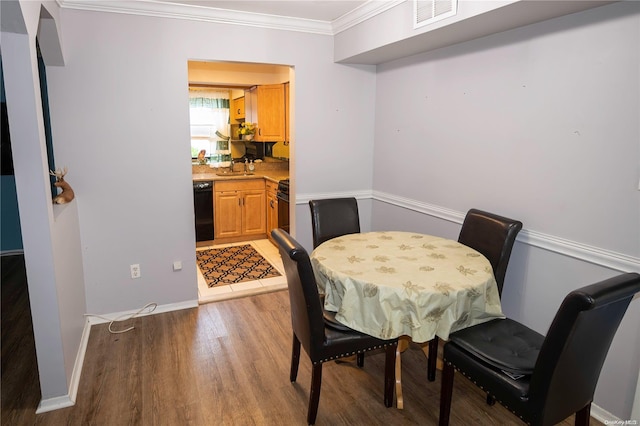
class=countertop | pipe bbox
[192,170,289,183]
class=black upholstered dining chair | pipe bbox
[426,208,523,381]
[309,198,360,248]
[271,228,398,425]
[458,208,524,297]
[309,197,367,365]
[439,272,640,426]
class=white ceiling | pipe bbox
[156,0,369,22]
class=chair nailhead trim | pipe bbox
[313,343,394,365]
[444,358,528,422]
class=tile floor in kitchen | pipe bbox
[197,239,288,304]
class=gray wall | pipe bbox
[4,0,639,419]
[47,8,377,315]
[1,0,87,410]
[370,2,640,419]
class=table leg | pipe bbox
[395,337,445,409]
[419,339,444,373]
[395,336,410,409]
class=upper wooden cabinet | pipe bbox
[245,84,285,142]
[231,96,245,122]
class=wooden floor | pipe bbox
[1,254,42,425]
[2,254,602,425]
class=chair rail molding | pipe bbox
[296,189,373,204]
[297,190,640,274]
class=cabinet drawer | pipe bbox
[215,179,265,192]
[266,180,278,194]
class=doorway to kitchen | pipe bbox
[188,60,293,304]
[196,239,287,304]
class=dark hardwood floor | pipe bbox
[1,254,42,425]
[2,254,602,425]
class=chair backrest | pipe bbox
[309,198,361,248]
[458,208,523,297]
[271,228,327,360]
[529,272,640,425]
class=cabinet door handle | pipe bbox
[270,200,275,208]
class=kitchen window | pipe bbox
[189,88,231,165]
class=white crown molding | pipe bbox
[57,0,333,34]
[56,0,397,35]
[332,0,405,35]
[297,190,640,274]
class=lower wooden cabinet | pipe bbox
[266,180,279,244]
[214,179,266,240]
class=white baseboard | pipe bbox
[0,249,25,256]
[69,319,92,402]
[36,394,75,414]
[35,312,92,414]
[37,300,198,413]
[591,402,621,424]
[85,299,199,325]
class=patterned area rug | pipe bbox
[196,244,281,287]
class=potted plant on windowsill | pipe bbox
[238,122,256,141]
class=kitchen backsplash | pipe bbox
[192,158,288,175]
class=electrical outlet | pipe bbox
[173,261,182,271]
[130,264,141,279]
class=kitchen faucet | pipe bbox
[229,158,234,172]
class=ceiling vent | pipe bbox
[414,0,457,29]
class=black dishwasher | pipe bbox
[193,181,214,242]
[277,178,290,233]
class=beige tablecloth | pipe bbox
[310,231,505,343]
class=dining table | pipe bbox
[310,231,505,408]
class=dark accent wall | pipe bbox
[0,55,24,252]
[36,41,57,196]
